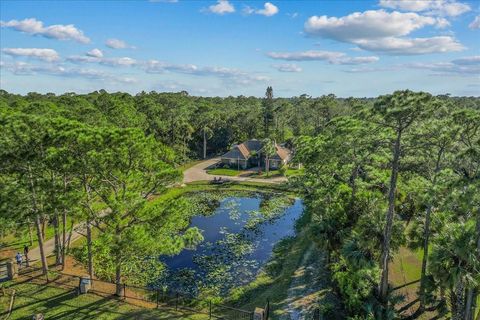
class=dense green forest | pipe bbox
[1,89,479,319]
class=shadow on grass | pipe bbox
[9,278,205,320]
[0,240,31,249]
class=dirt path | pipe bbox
[280,244,341,320]
[183,158,287,184]
[280,244,318,320]
[0,223,85,279]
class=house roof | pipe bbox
[243,139,262,152]
[271,145,290,160]
[222,146,249,159]
[221,139,291,161]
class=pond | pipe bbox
[160,193,303,294]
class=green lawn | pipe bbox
[0,280,207,320]
[251,170,282,178]
[206,168,242,176]
[248,168,304,179]
[286,168,304,177]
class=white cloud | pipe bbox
[66,55,100,63]
[451,56,480,65]
[2,48,60,62]
[105,38,134,49]
[206,0,235,15]
[354,36,464,55]
[267,50,379,65]
[1,61,138,84]
[244,2,279,17]
[435,17,450,28]
[67,54,137,67]
[267,50,345,61]
[0,18,90,43]
[100,57,137,66]
[406,61,480,76]
[334,56,380,64]
[304,10,442,41]
[143,60,268,85]
[345,56,480,76]
[86,48,103,58]
[272,64,302,72]
[304,10,463,55]
[379,0,470,17]
[469,15,480,29]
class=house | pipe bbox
[220,139,291,170]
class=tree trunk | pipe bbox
[203,129,207,159]
[466,207,480,320]
[66,219,74,253]
[53,211,61,265]
[28,221,33,246]
[453,281,465,320]
[61,208,67,270]
[83,177,94,279]
[379,129,402,302]
[27,167,49,282]
[86,219,94,280]
[115,257,123,297]
[35,214,49,282]
[465,288,475,320]
[419,205,433,310]
[41,215,46,240]
[114,227,123,296]
[265,156,269,176]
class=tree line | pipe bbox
[1,89,479,318]
[0,89,367,162]
[295,90,480,319]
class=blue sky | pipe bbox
[1,0,479,97]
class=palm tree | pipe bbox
[429,221,478,320]
[262,138,276,176]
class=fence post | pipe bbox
[209,300,212,319]
[123,283,126,300]
[6,260,17,280]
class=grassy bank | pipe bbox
[206,168,241,176]
[0,280,207,320]
[154,180,294,203]
[228,233,312,317]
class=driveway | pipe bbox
[183,157,287,184]
[0,223,85,280]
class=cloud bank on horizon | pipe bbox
[0,0,478,97]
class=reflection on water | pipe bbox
[160,193,303,294]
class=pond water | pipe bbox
[160,194,303,294]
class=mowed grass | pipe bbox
[390,247,437,319]
[151,181,293,204]
[206,168,242,176]
[1,280,207,320]
[390,247,423,286]
[228,234,310,317]
[249,168,303,179]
